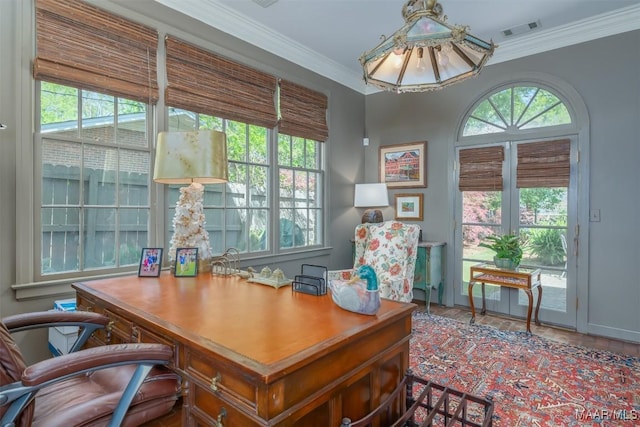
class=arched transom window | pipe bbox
[462,86,572,137]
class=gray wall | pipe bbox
[365,30,640,342]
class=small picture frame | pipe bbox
[138,248,163,277]
[394,193,424,221]
[174,248,198,277]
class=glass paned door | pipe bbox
[455,141,577,329]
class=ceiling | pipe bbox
[154,0,640,93]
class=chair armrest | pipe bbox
[22,343,173,387]
[327,269,355,281]
[2,311,109,332]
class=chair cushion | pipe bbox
[0,322,34,426]
[32,364,180,427]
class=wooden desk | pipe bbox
[468,263,542,333]
[73,272,416,426]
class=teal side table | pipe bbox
[413,242,446,312]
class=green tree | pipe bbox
[520,188,565,224]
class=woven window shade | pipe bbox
[34,0,158,103]
[458,146,504,191]
[517,139,570,188]
[279,79,328,142]
[165,36,278,128]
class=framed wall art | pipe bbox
[379,141,427,188]
[174,247,198,277]
[138,248,163,277]
[394,193,424,221]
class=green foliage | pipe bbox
[528,228,565,266]
[478,233,524,266]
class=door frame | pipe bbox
[448,75,590,333]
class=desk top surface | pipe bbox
[73,272,415,373]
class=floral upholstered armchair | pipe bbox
[328,221,421,303]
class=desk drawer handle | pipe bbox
[215,407,227,427]
[211,372,222,392]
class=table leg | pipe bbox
[534,285,542,326]
[480,283,486,315]
[468,281,476,324]
[524,289,534,334]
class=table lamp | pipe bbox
[354,183,389,223]
[153,130,228,266]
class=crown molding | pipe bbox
[155,0,640,95]
[489,3,640,65]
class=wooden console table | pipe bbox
[73,272,415,426]
[468,263,542,333]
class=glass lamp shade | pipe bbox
[153,130,228,184]
[359,0,495,93]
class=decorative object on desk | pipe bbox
[354,183,389,223]
[359,0,495,94]
[138,248,163,277]
[174,247,198,277]
[379,141,427,188]
[292,264,328,296]
[394,193,424,221]
[247,266,292,288]
[211,247,241,276]
[411,312,640,426]
[329,265,381,315]
[479,233,525,269]
[153,130,228,270]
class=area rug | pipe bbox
[410,312,640,426]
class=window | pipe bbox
[278,134,323,249]
[462,86,571,136]
[38,82,152,278]
[167,108,324,254]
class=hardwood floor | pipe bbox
[142,303,640,426]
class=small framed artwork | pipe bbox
[379,141,427,188]
[395,193,424,221]
[138,248,163,277]
[174,248,198,277]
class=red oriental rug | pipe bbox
[410,312,640,426]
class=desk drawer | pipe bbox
[133,325,179,370]
[190,382,261,427]
[104,309,133,343]
[185,348,257,412]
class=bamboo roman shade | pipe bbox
[34,0,158,103]
[458,146,504,191]
[517,139,571,188]
[279,80,329,142]
[165,36,278,128]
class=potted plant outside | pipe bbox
[479,234,524,269]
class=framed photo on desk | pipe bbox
[138,248,163,277]
[175,248,198,277]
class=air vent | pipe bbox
[252,0,279,7]
[501,20,542,37]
